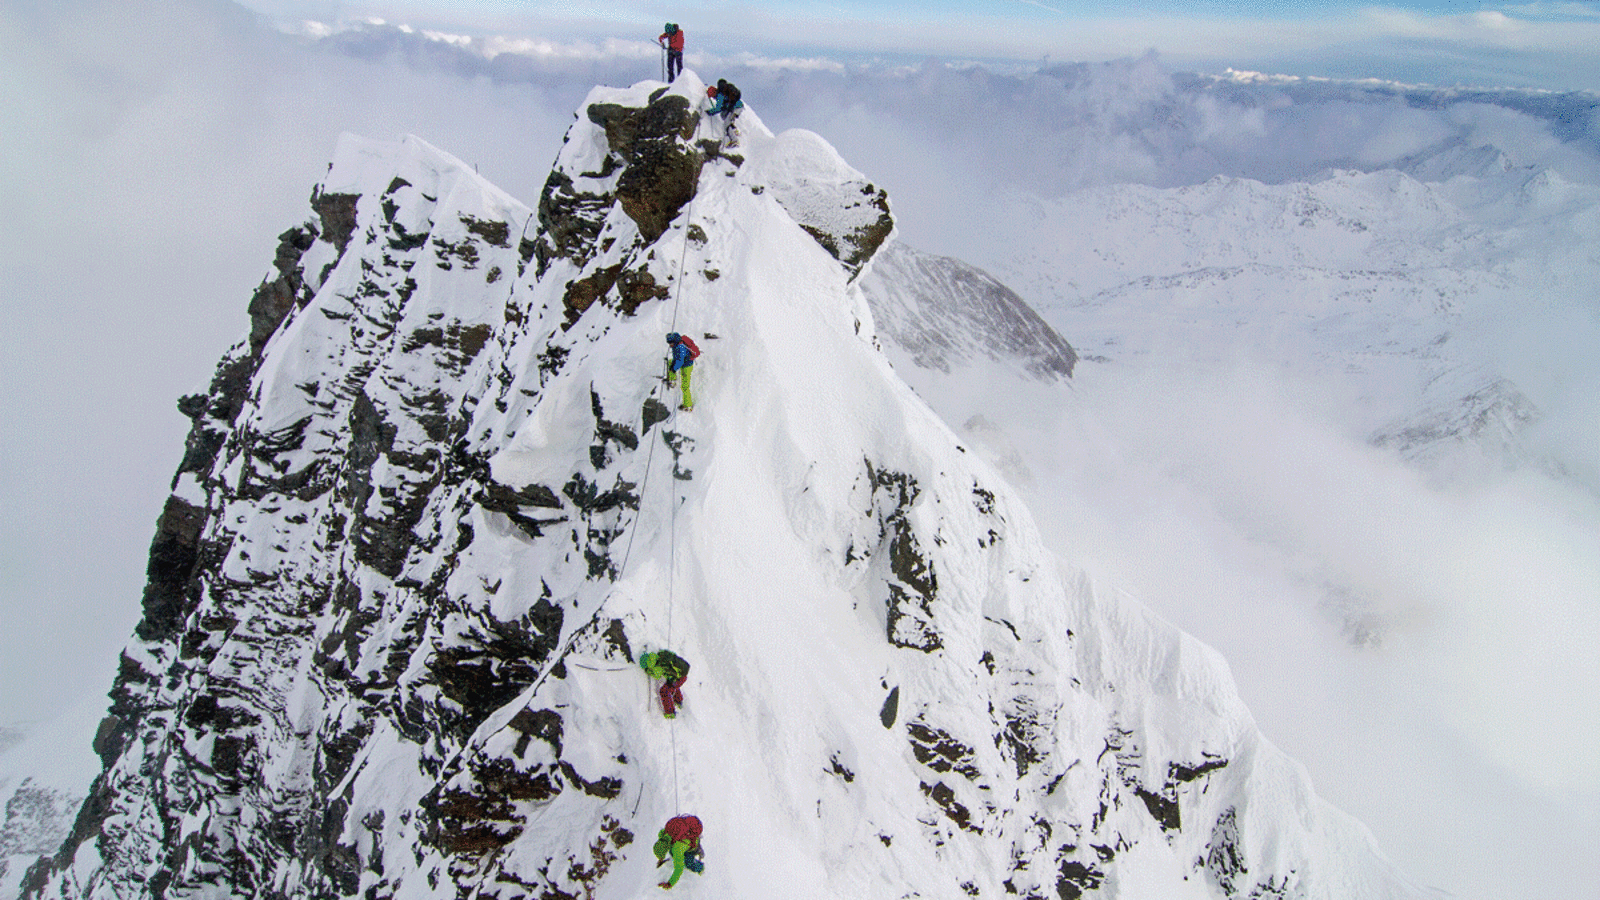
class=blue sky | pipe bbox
[231,0,1600,90]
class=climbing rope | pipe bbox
[495,119,711,870]
[661,132,704,822]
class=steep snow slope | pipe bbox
[25,76,1422,900]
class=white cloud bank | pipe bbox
[243,0,1600,90]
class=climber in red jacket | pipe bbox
[658,23,685,81]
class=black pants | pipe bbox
[666,50,682,80]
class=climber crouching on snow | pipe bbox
[665,332,698,411]
[706,79,742,121]
[640,649,691,718]
[653,814,705,889]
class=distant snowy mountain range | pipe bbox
[11,74,1437,900]
[952,151,1598,479]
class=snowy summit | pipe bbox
[21,74,1422,900]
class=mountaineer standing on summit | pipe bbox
[658,23,685,81]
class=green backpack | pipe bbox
[652,650,689,680]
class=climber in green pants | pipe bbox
[665,332,699,411]
[653,814,704,888]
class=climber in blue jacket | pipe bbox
[666,332,697,411]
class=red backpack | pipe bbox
[665,815,702,847]
[678,335,701,361]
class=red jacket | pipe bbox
[659,29,685,51]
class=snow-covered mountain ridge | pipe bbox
[22,75,1421,900]
[968,157,1598,469]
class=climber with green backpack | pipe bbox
[640,649,691,718]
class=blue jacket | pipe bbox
[670,342,694,372]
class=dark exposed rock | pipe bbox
[562,264,621,326]
[998,700,1047,778]
[1204,807,1246,897]
[557,762,622,799]
[562,472,638,515]
[589,388,639,469]
[479,480,564,512]
[312,190,360,255]
[535,170,611,274]
[509,708,565,758]
[1136,786,1181,832]
[641,397,671,434]
[399,320,495,376]
[765,165,893,279]
[561,263,670,327]
[586,93,702,243]
[921,781,977,832]
[460,214,510,247]
[432,234,481,270]
[879,685,900,728]
[1136,756,1229,833]
[431,604,564,737]
[828,755,855,783]
[1056,857,1106,900]
[908,722,980,780]
[136,494,208,643]
[602,619,633,662]
[246,225,316,353]
[869,463,941,652]
[339,392,448,578]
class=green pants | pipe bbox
[673,364,694,409]
[654,835,692,887]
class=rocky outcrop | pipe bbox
[586,92,702,244]
[533,85,709,329]
[1371,372,1540,467]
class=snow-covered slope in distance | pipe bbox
[899,145,1599,900]
[24,76,1423,900]
[0,701,100,900]
[977,163,1598,447]
[859,241,1077,381]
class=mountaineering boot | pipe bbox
[680,404,694,411]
